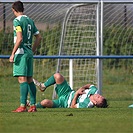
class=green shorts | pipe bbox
[13,54,33,77]
[52,80,73,108]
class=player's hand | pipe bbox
[76,87,86,95]
[9,54,14,63]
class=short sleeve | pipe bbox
[32,21,39,35]
[13,19,21,27]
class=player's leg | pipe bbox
[43,73,64,87]
[27,58,37,112]
[33,73,57,92]
[12,76,29,112]
[33,73,64,92]
[12,55,29,112]
[36,99,60,108]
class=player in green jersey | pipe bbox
[9,1,41,112]
[32,73,108,109]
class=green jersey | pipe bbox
[67,85,98,108]
[13,15,39,55]
[13,15,39,77]
[53,80,98,108]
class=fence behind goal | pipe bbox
[0,0,133,100]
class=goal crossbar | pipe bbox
[1,0,133,4]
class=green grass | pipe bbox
[0,66,133,133]
[0,105,132,133]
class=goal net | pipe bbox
[53,4,98,98]
[57,4,97,85]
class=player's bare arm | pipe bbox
[9,31,22,63]
[32,34,42,53]
[81,84,91,90]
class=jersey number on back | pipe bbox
[27,24,31,39]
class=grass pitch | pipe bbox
[0,102,132,133]
[0,67,133,133]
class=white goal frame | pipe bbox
[52,3,101,99]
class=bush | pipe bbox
[103,25,133,68]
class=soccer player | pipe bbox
[32,73,108,108]
[9,1,41,112]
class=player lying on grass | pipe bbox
[31,73,108,108]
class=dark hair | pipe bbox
[96,98,108,108]
[12,1,24,12]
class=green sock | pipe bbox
[28,82,36,106]
[20,82,29,106]
[36,102,45,108]
[44,75,56,88]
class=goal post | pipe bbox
[52,3,100,99]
